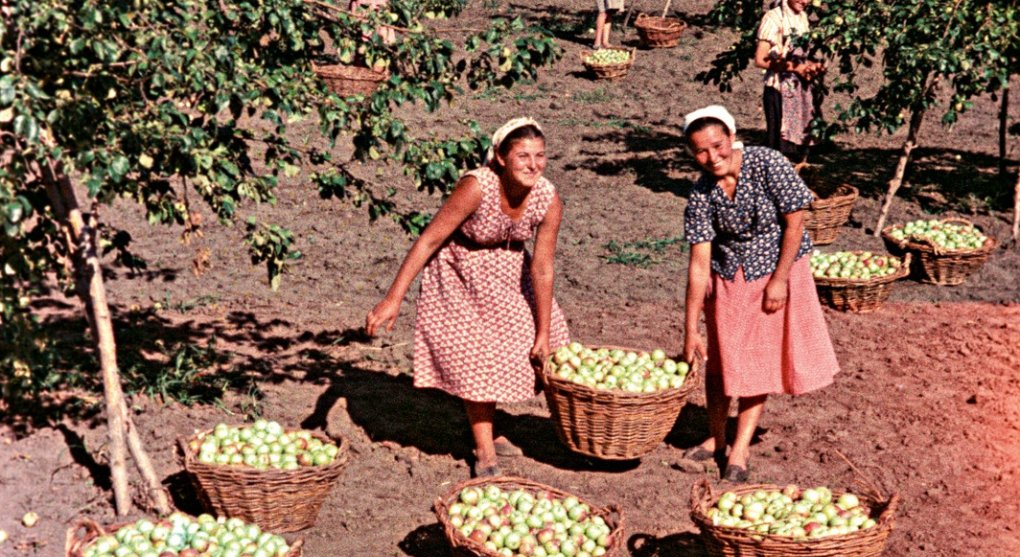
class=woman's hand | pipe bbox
[366,296,401,336]
[684,332,708,364]
[763,276,789,313]
[529,335,551,368]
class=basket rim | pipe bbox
[808,182,859,205]
[539,344,701,401]
[433,476,625,557]
[880,217,997,256]
[311,62,389,83]
[179,425,351,479]
[811,252,911,287]
[633,13,686,31]
[580,48,636,70]
[689,479,899,547]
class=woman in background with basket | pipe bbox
[366,117,570,478]
[680,105,839,482]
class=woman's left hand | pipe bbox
[529,337,551,368]
[763,277,789,313]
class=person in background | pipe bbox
[366,118,570,478]
[680,105,839,482]
[754,0,824,161]
[594,0,623,50]
[351,0,396,45]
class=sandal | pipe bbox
[682,446,721,462]
[471,463,503,478]
[494,438,524,457]
[723,463,751,483]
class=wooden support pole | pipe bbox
[874,107,926,236]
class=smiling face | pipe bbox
[787,0,809,13]
[496,136,547,189]
[687,124,737,179]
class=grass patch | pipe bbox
[571,87,612,104]
[601,235,686,268]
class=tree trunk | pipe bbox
[874,107,926,236]
[1013,159,1019,242]
[1000,87,1009,177]
[42,162,170,516]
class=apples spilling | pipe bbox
[81,513,291,557]
[188,420,340,470]
[447,484,614,557]
[548,342,690,393]
[706,486,878,539]
[809,250,902,281]
[886,219,988,251]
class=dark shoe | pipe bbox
[494,439,524,457]
[723,464,750,483]
[682,446,722,462]
[471,463,503,478]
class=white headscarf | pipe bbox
[682,105,745,150]
[484,117,543,165]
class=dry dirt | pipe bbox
[2,1,1020,556]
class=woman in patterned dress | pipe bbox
[680,105,839,482]
[366,118,570,477]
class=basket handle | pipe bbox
[939,217,976,228]
[65,518,106,556]
[603,503,626,548]
[286,538,304,556]
[688,477,714,515]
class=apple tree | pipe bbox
[0,0,559,514]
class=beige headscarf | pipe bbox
[682,105,745,150]
[484,117,543,165]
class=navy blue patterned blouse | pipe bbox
[684,146,814,282]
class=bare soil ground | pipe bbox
[2,1,1019,556]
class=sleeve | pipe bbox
[757,10,783,46]
[684,187,716,245]
[762,150,815,213]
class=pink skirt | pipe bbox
[705,257,838,397]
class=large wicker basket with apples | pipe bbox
[179,420,350,532]
[312,62,388,97]
[796,163,859,246]
[634,14,687,48]
[580,48,635,79]
[434,476,625,557]
[539,342,700,460]
[690,479,898,557]
[881,217,996,285]
[810,250,911,313]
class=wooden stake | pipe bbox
[662,0,673,18]
[874,107,925,236]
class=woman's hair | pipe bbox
[683,117,730,143]
[495,124,545,161]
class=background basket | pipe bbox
[313,63,388,97]
[813,252,911,313]
[580,49,635,80]
[179,428,350,533]
[880,217,997,286]
[796,164,859,246]
[434,476,625,557]
[65,517,303,557]
[539,346,700,460]
[689,479,898,557]
[634,14,687,48]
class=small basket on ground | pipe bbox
[634,14,687,48]
[539,346,700,460]
[796,163,859,246]
[65,517,304,557]
[579,48,635,80]
[813,252,911,313]
[312,62,388,97]
[434,476,625,557]
[689,478,898,557]
[880,217,997,286]
[178,428,350,533]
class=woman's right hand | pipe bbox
[684,332,708,365]
[366,296,401,336]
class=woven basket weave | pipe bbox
[880,217,996,286]
[634,14,687,48]
[796,164,859,246]
[539,346,700,460]
[179,428,350,533]
[65,517,304,557]
[689,479,898,557]
[813,252,911,313]
[580,49,635,80]
[313,62,388,97]
[434,476,625,557]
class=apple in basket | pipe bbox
[79,512,293,557]
[886,219,988,251]
[448,485,614,556]
[191,420,340,471]
[704,485,878,540]
[548,342,690,393]
[809,250,902,280]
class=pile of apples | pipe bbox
[809,250,902,281]
[548,343,690,393]
[81,513,291,557]
[584,49,630,66]
[188,420,340,471]
[705,486,878,540]
[886,219,988,251]
[446,484,615,557]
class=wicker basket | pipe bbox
[580,48,635,80]
[634,14,687,48]
[689,479,898,557]
[434,476,625,557]
[880,217,997,286]
[813,252,911,313]
[539,346,700,460]
[65,517,304,557]
[179,428,350,533]
[796,164,859,246]
[312,62,388,97]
